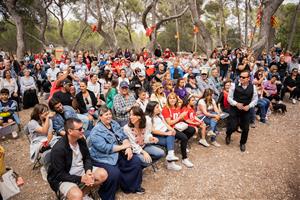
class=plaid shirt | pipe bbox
[113,93,136,121]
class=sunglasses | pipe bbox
[240,76,249,79]
[72,127,84,132]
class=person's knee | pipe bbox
[108,167,121,183]
[67,186,83,200]
[94,168,108,184]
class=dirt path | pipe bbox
[1,102,299,200]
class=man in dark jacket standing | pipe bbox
[47,118,107,200]
[226,70,258,152]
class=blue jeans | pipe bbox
[257,98,270,122]
[155,135,175,151]
[203,112,218,142]
[220,68,228,80]
[137,144,165,167]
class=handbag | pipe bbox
[174,122,189,132]
[0,169,20,200]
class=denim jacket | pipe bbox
[52,105,78,133]
[89,120,128,166]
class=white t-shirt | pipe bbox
[146,115,168,132]
[69,143,85,176]
[87,81,101,97]
[198,99,216,112]
[47,67,61,81]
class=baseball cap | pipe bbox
[62,79,72,86]
[120,81,129,88]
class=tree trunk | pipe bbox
[125,25,134,49]
[72,25,88,51]
[244,0,249,47]
[174,4,180,52]
[235,0,242,46]
[252,0,284,54]
[188,0,213,55]
[6,0,25,61]
[287,1,300,51]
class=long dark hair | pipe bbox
[203,89,213,107]
[30,104,49,124]
[145,101,159,118]
[128,106,146,129]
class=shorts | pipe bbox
[59,182,79,197]
[59,167,99,197]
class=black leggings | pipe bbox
[175,126,195,159]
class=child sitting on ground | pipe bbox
[136,88,149,112]
[0,88,20,138]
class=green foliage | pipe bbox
[275,3,300,53]
[157,13,194,52]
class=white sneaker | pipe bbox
[12,131,18,138]
[182,159,194,168]
[207,130,216,136]
[186,148,190,153]
[278,100,283,104]
[166,154,179,161]
[199,139,210,147]
[40,166,47,181]
[211,141,221,147]
[292,99,296,104]
[167,161,182,171]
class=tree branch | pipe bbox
[142,0,158,29]
[156,6,189,29]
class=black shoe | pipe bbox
[225,135,231,145]
[240,144,246,152]
[135,187,145,194]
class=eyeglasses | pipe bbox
[72,127,83,132]
[240,76,249,79]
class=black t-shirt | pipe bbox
[52,91,73,106]
[276,62,287,76]
[220,55,230,70]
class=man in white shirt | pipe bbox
[47,61,61,82]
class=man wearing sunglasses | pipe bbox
[226,70,258,152]
[48,118,108,200]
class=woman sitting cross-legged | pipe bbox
[162,92,196,168]
[89,105,144,200]
[198,89,221,147]
[145,101,182,171]
[123,106,165,167]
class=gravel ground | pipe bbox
[1,101,299,200]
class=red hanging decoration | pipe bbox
[146,24,156,37]
[193,25,199,34]
[271,15,278,28]
[256,2,263,27]
[91,24,97,32]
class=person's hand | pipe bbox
[47,111,56,118]
[242,105,250,111]
[125,148,133,160]
[149,136,159,144]
[236,103,244,110]
[3,107,8,112]
[179,111,188,119]
[291,87,296,91]
[142,151,152,163]
[81,174,93,186]
[85,170,94,186]
[121,142,131,150]
[13,92,18,97]
[214,114,221,121]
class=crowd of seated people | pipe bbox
[0,45,299,200]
